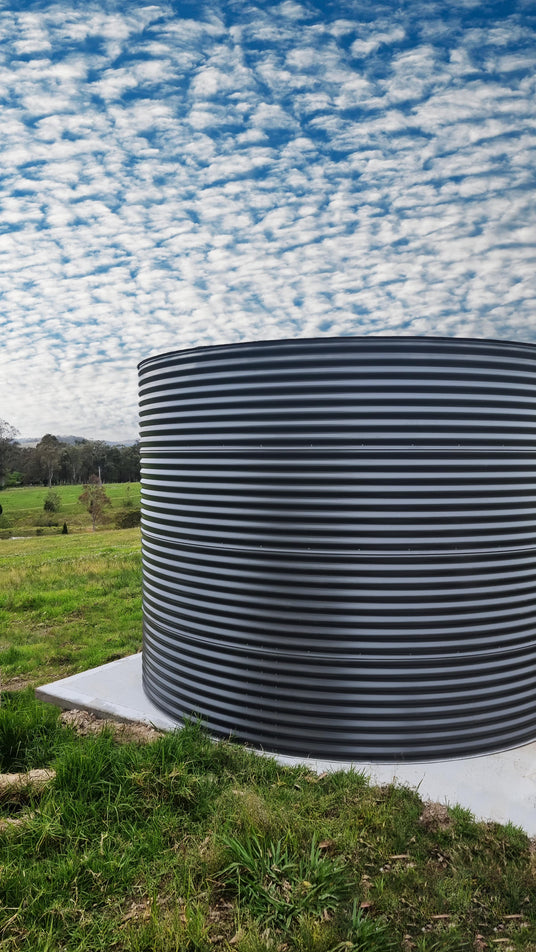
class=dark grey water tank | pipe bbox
[138,336,536,762]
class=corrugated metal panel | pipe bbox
[138,336,536,761]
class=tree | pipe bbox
[36,434,63,487]
[0,419,19,487]
[118,442,141,482]
[18,446,43,486]
[78,475,111,531]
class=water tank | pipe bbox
[138,336,536,761]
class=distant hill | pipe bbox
[18,436,138,448]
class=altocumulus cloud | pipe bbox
[0,0,535,439]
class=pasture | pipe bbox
[0,528,142,688]
[0,482,141,537]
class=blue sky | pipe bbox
[1,0,535,441]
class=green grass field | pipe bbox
[0,483,140,536]
[0,529,142,687]
[1,528,535,951]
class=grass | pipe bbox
[219,831,354,932]
[1,530,536,950]
[0,693,535,951]
[0,530,142,686]
[0,483,140,536]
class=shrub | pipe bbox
[6,470,22,487]
[36,514,59,527]
[44,491,61,513]
[114,508,141,529]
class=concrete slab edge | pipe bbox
[35,653,536,835]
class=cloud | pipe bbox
[351,26,406,58]
[0,0,534,440]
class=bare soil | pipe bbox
[59,708,163,744]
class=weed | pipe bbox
[219,832,354,932]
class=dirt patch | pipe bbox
[120,897,159,926]
[0,768,55,798]
[59,708,163,744]
[419,801,453,832]
[1,676,34,692]
[206,899,236,943]
[0,812,35,833]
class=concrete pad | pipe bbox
[37,654,179,731]
[36,653,536,836]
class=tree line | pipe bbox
[0,420,140,488]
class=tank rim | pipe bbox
[137,333,536,372]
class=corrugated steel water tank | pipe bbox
[138,336,536,762]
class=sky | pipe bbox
[1,0,535,442]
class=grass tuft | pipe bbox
[219,831,356,933]
[0,688,66,772]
